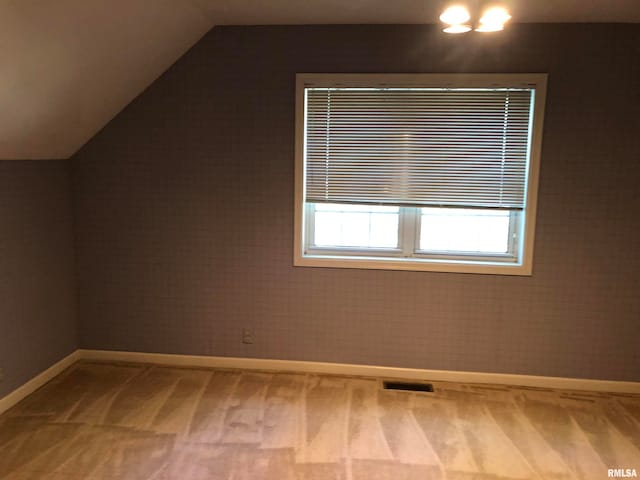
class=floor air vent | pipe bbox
[383,381,434,393]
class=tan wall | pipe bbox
[72,24,640,381]
[0,161,77,396]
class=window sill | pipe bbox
[294,254,532,276]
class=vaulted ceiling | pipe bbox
[2,0,639,160]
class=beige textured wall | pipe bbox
[73,24,640,381]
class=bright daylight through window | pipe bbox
[294,74,547,275]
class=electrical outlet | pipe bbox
[242,328,254,344]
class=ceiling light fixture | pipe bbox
[439,6,472,34]
[440,4,511,34]
[479,6,511,25]
[475,6,511,32]
[439,5,471,24]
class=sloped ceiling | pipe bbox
[0,0,212,160]
[2,0,639,160]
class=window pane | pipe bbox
[312,203,399,248]
[420,208,512,254]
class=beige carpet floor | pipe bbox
[0,361,638,479]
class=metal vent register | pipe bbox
[383,381,434,393]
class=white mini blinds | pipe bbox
[304,87,533,210]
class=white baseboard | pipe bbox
[1,348,638,414]
[78,349,640,394]
[0,350,82,415]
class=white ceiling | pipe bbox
[2,0,639,160]
[195,0,640,25]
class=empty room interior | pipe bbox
[1,0,639,479]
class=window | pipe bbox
[294,74,547,275]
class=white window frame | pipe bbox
[294,73,547,275]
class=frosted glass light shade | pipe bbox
[439,6,471,24]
